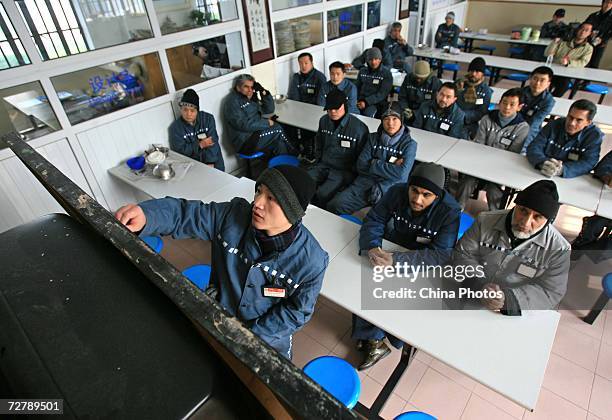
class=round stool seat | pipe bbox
[602,272,612,297]
[238,151,265,160]
[585,84,609,95]
[142,235,163,253]
[506,73,529,82]
[458,212,475,240]
[395,411,437,420]
[182,264,211,290]
[340,214,363,225]
[478,44,496,51]
[303,356,361,408]
[268,154,299,168]
[508,46,525,55]
[442,63,460,71]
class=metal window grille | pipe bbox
[0,3,30,69]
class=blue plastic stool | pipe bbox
[340,214,363,225]
[457,212,475,240]
[142,236,163,253]
[442,63,460,80]
[484,67,492,77]
[182,264,211,291]
[508,46,525,57]
[583,272,612,324]
[584,84,608,104]
[506,73,529,87]
[268,154,299,168]
[474,44,496,55]
[303,356,361,408]
[395,411,437,420]
[239,151,265,178]
[488,103,496,111]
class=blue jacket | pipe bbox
[520,87,556,151]
[527,118,603,178]
[412,100,466,139]
[594,150,612,178]
[316,113,370,171]
[168,111,224,167]
[360,183,461,266]
[138,197,329,357]
[435,23,461,48]
[287,68,327,105]
[457,81,493,126]
[224,90,275,151]
[355,64,394,107]
[383,35,414,70]
[356,125,417,192]
[398,73,443,111]
[317,79,359,114]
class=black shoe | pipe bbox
[358,340,391,370]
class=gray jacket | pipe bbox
[474,111,530,154]
[452,210,570,310]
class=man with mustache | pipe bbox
[411,81,466,139]
[456,57,493,139]
[114,165,328,358]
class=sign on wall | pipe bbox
[242,0,275,65]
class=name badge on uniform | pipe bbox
[341,140,351,148]
[475,98,484,105]
[388,156,398,163]
[500,137,512,146]
[527,109,535,117]
[440,122,450,131]
[416,236,432,244]
[568,152,580,161]
[262,286,287,298]
[517,264,537,278]
[424,94,432,100]
[307,88,315,94]
[373,79,380,85]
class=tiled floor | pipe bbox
[157,71,612,420]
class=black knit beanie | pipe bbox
[468,57,486,73]
[514,180,560,220]
[180,89,199,109]
[409,162,445,196]
[255,165,316,224]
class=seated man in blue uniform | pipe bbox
[168,89,225,171]
[352,39,386,70]
[435,12,461,48]
[383,21,414,73]
[527,99,603,178]
[307,88,370,208]
[456,57,493,139]
[287,52,326,105]
[355,48,394,118]
[398,60,442,123]
[114,165,328,359]
[412,82,466,139]
[224,74,294,157]
[317,61,359,115]
[520,66,555,153]
[352,163,461,369]
[327,104,417,215]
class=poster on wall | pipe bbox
[242,0,274,65]
[400,0,411,19]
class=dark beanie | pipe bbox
[255,165,316,224]
[468,57,486,73]
[324,88,347,110]
[514,180,560,220]
[180,89,199,109]
[554,8,565,17]
[409,162,445,196]
[372,38,385,53]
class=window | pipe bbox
[152,0,238,35]
[16,0,153,60]
[274,13,322,56]
[50,53,167,125]
[0,4,31,70]
[271,0,321,12]
[327,5,362,41]
[166,31,244,90]
[0,81,60,143]
[367,0,396,29]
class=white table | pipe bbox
[322,236,560,410]
[460,32,552,48]
[596,186,612,219]
[438,140,604,212]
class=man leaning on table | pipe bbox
[114,165,328,359]
[435,12,461,49]
[352,163,461,369]
[453,180,570,314]
[527,99,602,178]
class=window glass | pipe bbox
[271,0,321,12]
[152,0,238,35]
[0,3,31,70]
[166,32,244,90]
[327,5,362,41]
[16,0,153,60]
[0,81,60,143]
[50,53,167,125]
[274,13,322,56]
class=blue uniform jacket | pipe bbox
[317,79,359,114]
[527,118,603,178]
[457,82,493,126]
[138,197,329,357]
[356,125,417,192]
[287,68,327,105]
[316,113,370,171]
[359,183,461,266]
[224,90,275,151]
[520,87,556,151]
[383,35,414,70]
[412,100,466,139]
[595,151,612,178]
[355,64,394,107]
[435,23,461,48]
[398,73,443,111]
[168,111,224,168]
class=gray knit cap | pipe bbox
[409,162,446,196]
[366,47,383,61]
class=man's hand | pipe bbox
[115,204,147,233]
[394,158,404,166]
[268,118,275,127]
[368,247,393,267]
[481,283,505,311]
[561,55,569,66]
[199,136,214,149]
[357,100,366,110]
[540,159,563,177]
[554,37,561,44]
[398,35,406,45]
[601,174,612,187]
[593,37,603,46]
